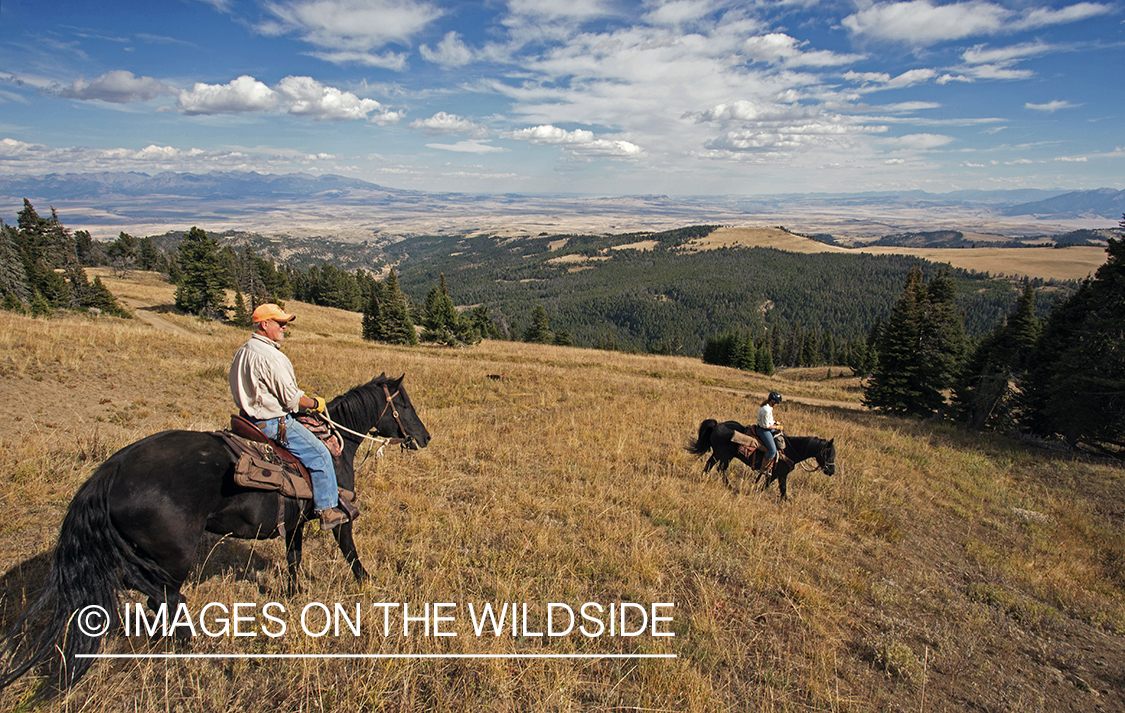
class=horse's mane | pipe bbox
[327,373,398,432]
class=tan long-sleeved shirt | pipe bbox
[229,333,305,420]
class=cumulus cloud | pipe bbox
[506,125,642,157]
[52,70,173,103]
[409,112,489,137]
[276,75,386,120]
[176,75,399,122]
[420,31,474,67]
[259,0,443,67]
[178,75,279,115]
[843,1,1112,45]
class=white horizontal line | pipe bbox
[78,653,676,660]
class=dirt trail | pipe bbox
[118,297,195,338]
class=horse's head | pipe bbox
[817,438,836,476]
[376,373,431,450]
[329,373,431,451]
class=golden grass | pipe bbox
[1,272,1122,712]
[684,227,1109,282]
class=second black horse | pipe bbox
[686,419,835,499]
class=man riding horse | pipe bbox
[229,303,350,530]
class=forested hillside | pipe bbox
[385,227,1072,355]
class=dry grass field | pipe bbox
[694,227,1110,281]
[1,270,1123,712]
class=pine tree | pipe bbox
[954,283,1039,430]
[919,266,967,408]
[864,268,929,415]
[1019,234,1125,451]
[174,227,228,319]
[361,283,385,342]
[378,269,417,345]
[756,336,775,375]
[523,305,553,344]
[0,223,30,303]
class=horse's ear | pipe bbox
[394,373,405,385]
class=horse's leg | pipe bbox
[777,472,789,501]
[332,522,369,583]
[284,522,305,594]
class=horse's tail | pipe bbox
[1,454,175,700]
[685,419,719,457]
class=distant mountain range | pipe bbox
[1000,188,1125,219]
[0,171,1121,239]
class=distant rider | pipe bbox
[229,303,348,530]
[757,391,784,475]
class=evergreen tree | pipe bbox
[174,226,228,319]
[86,276,130,317]
[1019,234,1125,451]
[367,269,416,345]
[756,336,775,375]
[137,236,161,271]
[954,284,1039,430]
[523,305,553,344]
[231,287,252,327]
[864,268,930,415]
[737,331,757,371]
[107,232,138,277]
[919,266,968,404]
[468,304,503,340]
[361,281,386,341]
[0,223,30,303]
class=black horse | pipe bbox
[686,419,835,500]
[0,373,429,700]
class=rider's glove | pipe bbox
[309,396,327,413]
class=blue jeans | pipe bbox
[759,428,778,463]
[256,414,339,512]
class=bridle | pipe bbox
[320,383,416,463]
[798,441,836,474]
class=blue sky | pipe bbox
[1,0,1122,196]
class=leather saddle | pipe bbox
[230,414,312,484]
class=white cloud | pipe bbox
[962,41,1054,65]
[506,125,642,157]
[843,1,1112,45]
[259,0,443,66]
[175,75,400,122]
[743,33,864,66]
[420,31,474,67]
[1026,100,1080,112]
[881,133,955,149]
[53,70,173,103]
[409,112,489,137]
[425,139,505,154]
[276,75,386,120]
[845,68,938,91]
[178,75,278,115]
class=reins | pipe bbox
[319,383,414,467]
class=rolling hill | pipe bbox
[0,271,1121,712]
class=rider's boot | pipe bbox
[318,506,349,530]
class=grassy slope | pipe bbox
[0,271,1122,712]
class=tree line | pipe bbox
[862,222,1124,456]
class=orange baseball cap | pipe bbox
[251,303,295,324]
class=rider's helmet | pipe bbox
[768,391,783,404]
